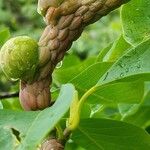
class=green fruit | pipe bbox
[0,36,39,81]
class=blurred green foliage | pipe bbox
[0,0,44,40]
[0,0,122,56]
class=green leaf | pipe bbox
[0,28,10,46]
[70,62,112,96]
[121,0,150,45]
[53,57,96,84]
[96,43,112,62]
[123,106,150,128]
[103,35,131,62]
[72,119,150,150]
[0,101,3,109]
[0,110,38,136]
[97,39,150,86]
[88,81,144,104]
[18,84,75,150]
[0,127,17,150]
[91,104,120,120]
[118,103,140,119]
[69,60,143,104]
[123,91,150,128]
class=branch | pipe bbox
[0,92,19,100]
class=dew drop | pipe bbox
[120,73,124,78]
[124,54,131,58]
[136,64,141,69]
[56,61,63,69]
[118,62,126,68]
[125,68,129,73]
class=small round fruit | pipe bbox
[0,36,39,81]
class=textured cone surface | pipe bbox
[40,139,64,150]
[38,0,127,78]
[20,76,51,111]
[20,0,129,110]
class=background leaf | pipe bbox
[0,27,10,46]
[72,118,150,150]
[70,62,112,96]
[103,35,131,62]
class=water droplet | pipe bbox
[124,54,131,58]
[136,64,141,69]
[120,73,124,78]
[136,58,141,69]
[118,62,126,68]
[125,68,129,73]
[56,61,63,69]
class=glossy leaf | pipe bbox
[88,81,144,104]
[0,28,10,46]
[118,103,139,119]
[72,119,150,150]
[70,62,112,95]
[121,0,150,45]
[123,91,150,128]
[97,39,150,85]
[0,127,17,150]
[0,110,38,136]
[18,84,75,150]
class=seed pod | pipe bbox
[0,36,39,82]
